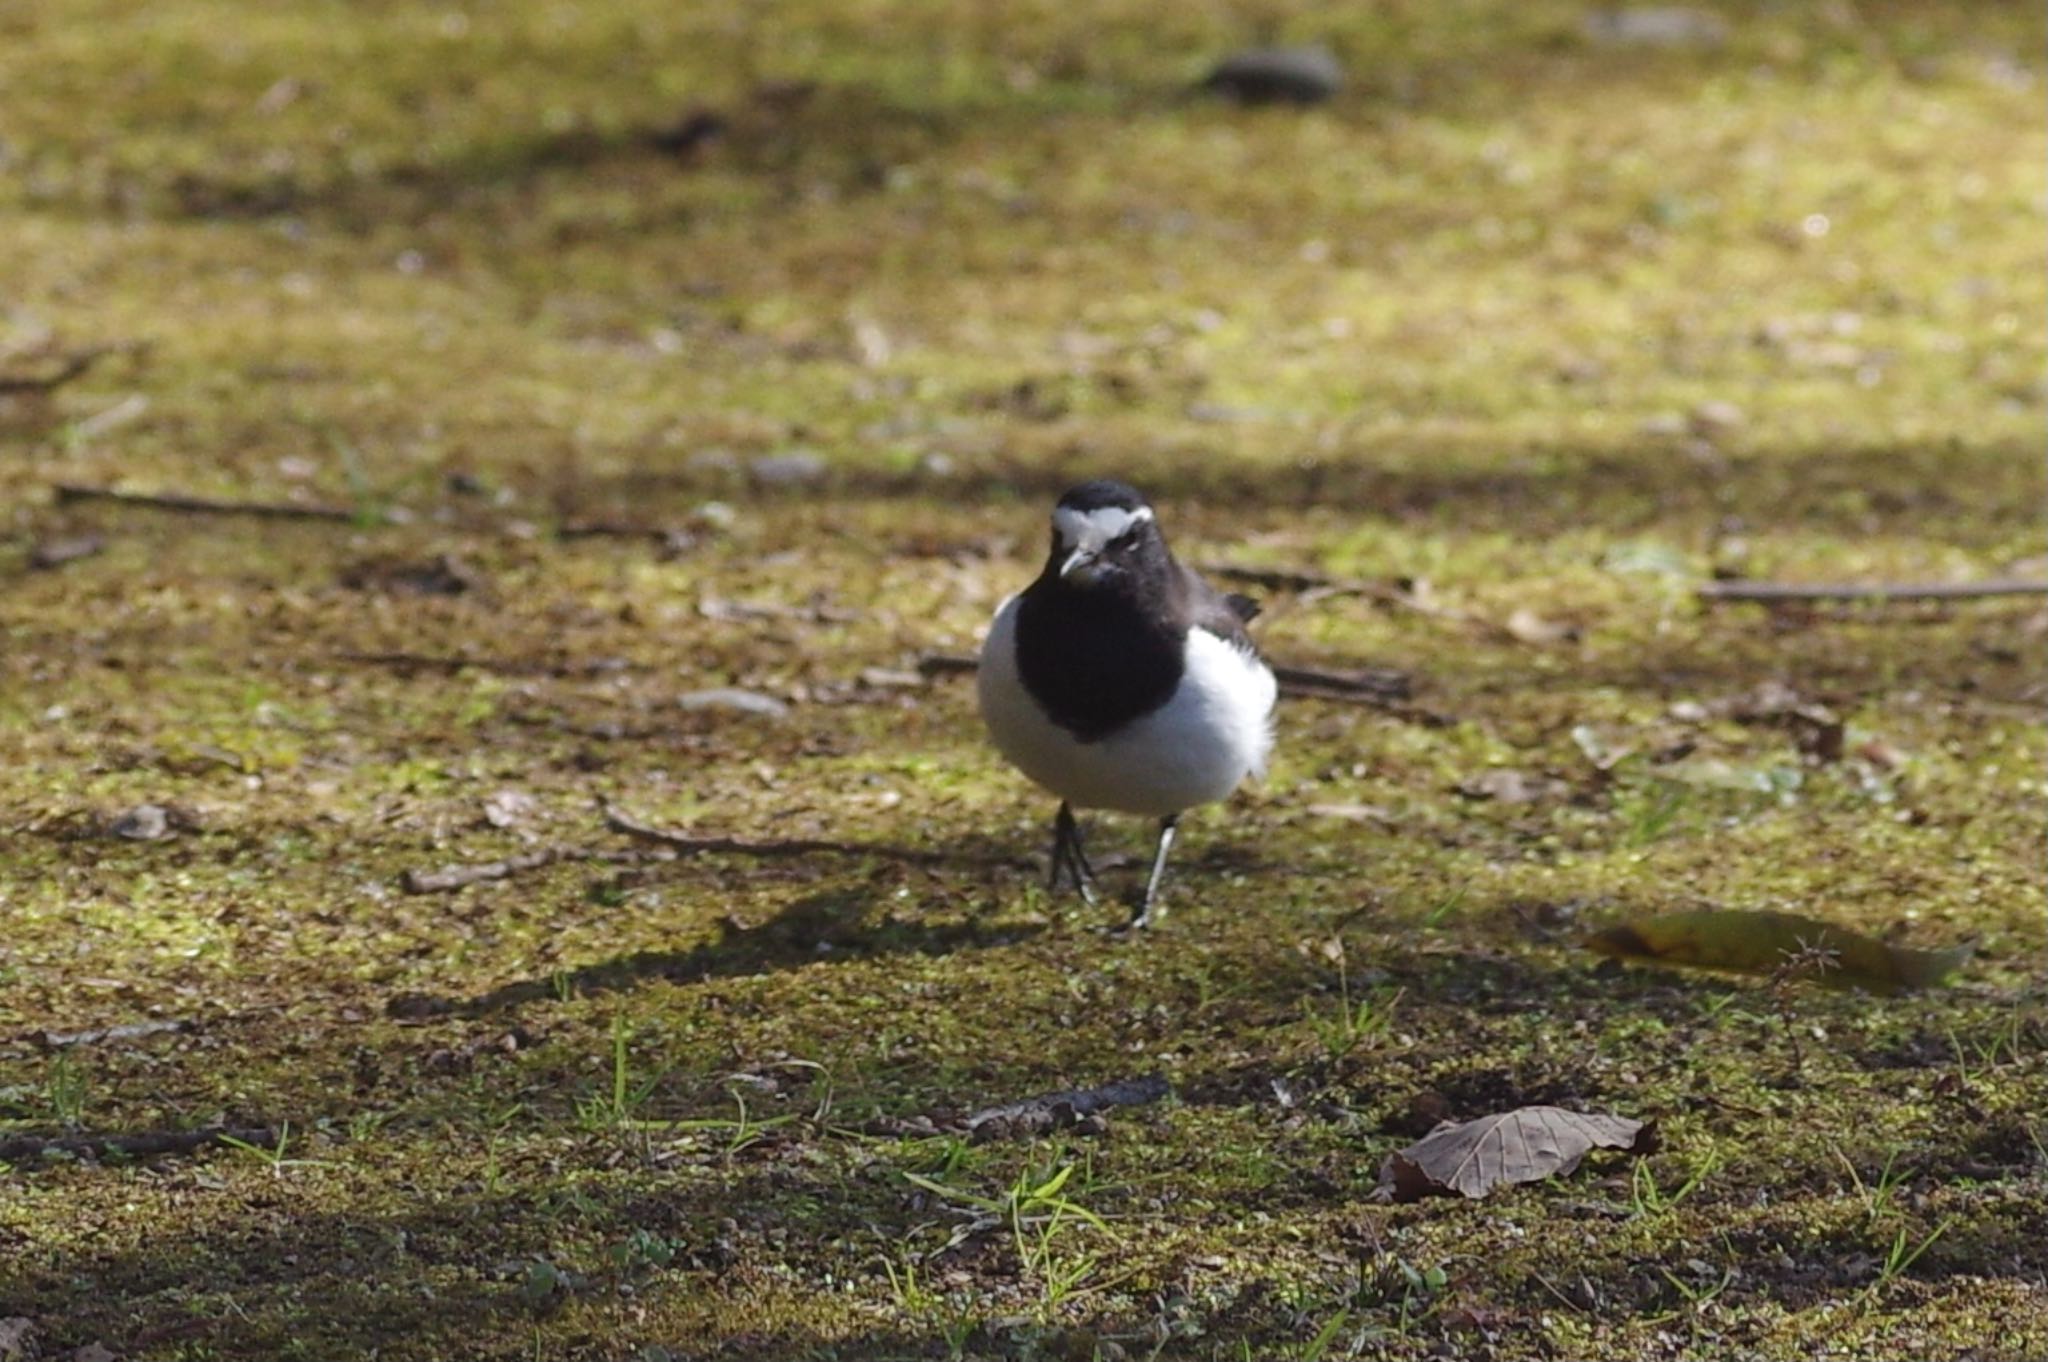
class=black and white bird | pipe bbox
[978,480,1278,928]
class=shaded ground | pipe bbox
[1,1,2043,1359]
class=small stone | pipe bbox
[747,449,828,487]
[109,804,171,841]
[0,1318,37,1362]
[1505,607,1576,644]
[1199,46,1345,105]
[676,688,789,718]
[1582,7,1729,49]
[1689,400,1745,436]
[684,448,742,476]
[28,536,104,571]
[482,790,538,829]
[692,501,738,531]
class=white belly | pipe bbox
[976,595,1277,817]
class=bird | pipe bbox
[977,479,1277,929]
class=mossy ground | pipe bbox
[2,2,2044,1358]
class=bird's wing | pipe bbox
[1180,563,1263,654]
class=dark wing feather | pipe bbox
[1178,562,1263,654]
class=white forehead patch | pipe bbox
[1052,505,1152,553]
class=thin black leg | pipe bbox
[1129,814,1180,930]
[1048,801,1097,906]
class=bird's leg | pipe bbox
[1047,801,1097,905]
[1128,814,1180,930]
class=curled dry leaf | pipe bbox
[1584,908,1968,993]
[1380,1106,1654,1201]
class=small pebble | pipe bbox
[748,449,828,487]
[109,804,171,841]
[1199,45,1345,105]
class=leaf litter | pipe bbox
[1379,1107,1656,1201]
[1583,908,1970,992]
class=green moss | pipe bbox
[1,0,2043,1357]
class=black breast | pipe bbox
[1014,586,1185,742]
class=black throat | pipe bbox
[1013,554,1188,744]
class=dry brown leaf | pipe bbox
[1380,1106,1654,1201]
[1584,908,1967,993]
[1456,769,1566,803]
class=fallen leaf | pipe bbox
[1583,909,1969,992]
[1379,1106,1653,1201]
[1569,724,1635,773]
[1457,769,1565,803]
[1599,540,1693,579]
[339,553,479,597]
[1505,608,1577,644]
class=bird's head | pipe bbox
[1044,479,1167,591]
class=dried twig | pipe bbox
[0,344,134,395]
[962,1072,1171,1142]
[399,845,662,894]
[604,805,1026,868]
[1699,578,2048,604]
[402,849,566,894]
[0,1124,279,1163]
[51,483,383,523]
[917,652,1431,717]
[336,650,638,679]
[1269,663,1411,703]
[916,654,979,680]
[31,1018,195,1050]
[1196,560,1402,600]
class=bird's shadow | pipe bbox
[386,883,1044,1021]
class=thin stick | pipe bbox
[0,345,127,395]
[0,1125,279,1163]
[1195,560,1394,598]
[962,1072,1171,1142]
[917,653,1421,710]
[400,846,663,894]
[51,483,380,523]
[1270,662,1410,702]
[32,1018,196,1049]
[402,849,567,894]
[1200,560,1529,642]
[604,805,1026,869]
[336,651,639,679]
[1699,578,2048,604]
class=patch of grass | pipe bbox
[0,0,2041,1358]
